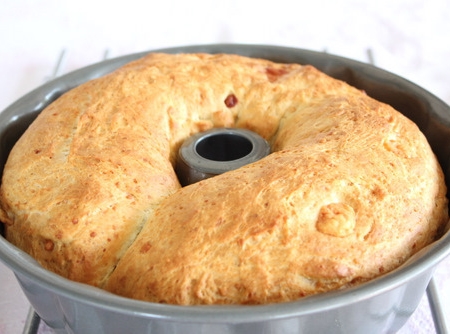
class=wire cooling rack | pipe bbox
[19,48,449,334]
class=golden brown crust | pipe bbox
[0,53,448,303]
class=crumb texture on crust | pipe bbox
[0,53,448,304]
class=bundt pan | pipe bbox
[0,44,449,334]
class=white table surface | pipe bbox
[1,0,449,333]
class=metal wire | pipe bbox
[427,277,449,334]
[22,308,40,334]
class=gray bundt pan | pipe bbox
[0,44,449,334]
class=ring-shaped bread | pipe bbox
[0,53,448,305]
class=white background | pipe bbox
[0,0,449,333]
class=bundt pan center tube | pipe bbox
[0,44,449,334]
[176,128,271,186]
